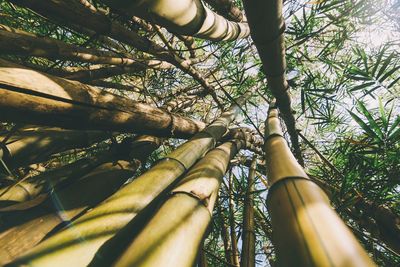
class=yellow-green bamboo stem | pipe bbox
[0,135,160,264]
[114,140,243,267]
[0,59,206,139]
[0,127,106,171]
[243,0,303,165]
[0,160,137,265]
[9,95,249,266]
[0,25,142,67]
[240,157,256,267]
[103,0,250,41]
[264,106,376,267]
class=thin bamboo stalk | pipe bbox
[228,171,240,267]
[242,0,303,165]
[198,244,209,267]
[0,59,206,138]
[264,105,376,266]
[240,157,256,267]
[113,140,244,267]
[103,0,249,41]
[9,94,249,266]
[218,203,235,265]
[0,135,160,265]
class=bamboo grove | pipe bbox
[0,0,399,266]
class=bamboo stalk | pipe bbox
[0,160,136,265]
[0,25,142,67]
[9,94,249,266]
[0,59,206,139]
[240,157,256,267]
[242,0,303,165]
[264,105,376,266]
[0,127,107,171]
[113,140,244,267]
[9,0,226,105]
[204,0,244,22]
[228,171,240,267]
[198,243,209,267]
[0,135,160,265]
[218,203,235,265]
[103,0,249,41]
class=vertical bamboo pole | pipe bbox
[240,157,257,267]
[218,203,235,265]
[113,140,244,267]
[228,171,240,267]
[242,0,303,165]
[264,105,376,266]
[9,94,250,266]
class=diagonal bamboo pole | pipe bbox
[0,160,135,265]
[264,104,376,266]
[113,140,244,267]
[9,0,225,105]
[240,156,256,267]
[0,127,107,171]
[9,93,250,266]
[0,59,206,139]
[102,0,250,41]
[0,135,160,265]
[242,0,303,165]
[0,25,143,67]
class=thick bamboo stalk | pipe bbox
[0,25,141,67]
[9,94,249,266]
[204,0,244,22]
[264,106,376,266]
[0,127,107,171]
[0,135,160,265]
[113,140,244,267]
[103,0,249,41]
[0,160,136,265]
[10,0,223,104]
[0,59,206,139]
[242,0,303,165]
[240,157,256,267]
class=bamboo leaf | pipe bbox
[378,98,389,132]
[376,53,395,79]
[348,109,382,142]
[349,81,376,91]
